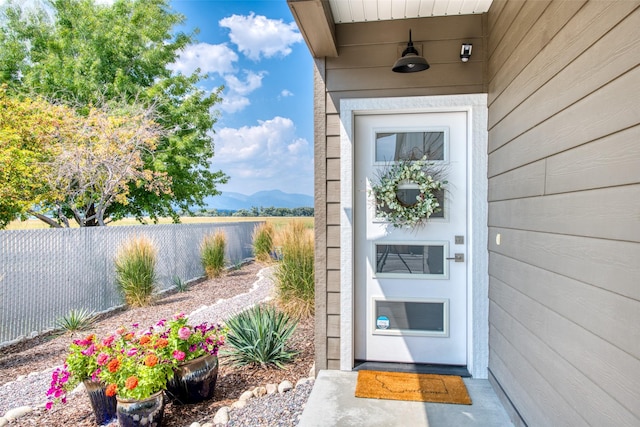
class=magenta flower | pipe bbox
[97,353,109,366]
[102,335,115,347]
[173,350,186,361]
[156,319,166,327]
[45,402,53,410]
[177,327,191,340]
[173,312,185,320]
[126,347,138,357]
[81,344,96,357]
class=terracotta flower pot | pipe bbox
[167,354,218,404]
[116,391,165,427]
[83,379,117,426]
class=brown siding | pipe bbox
[313,14,487,371]
[487,1,640,425]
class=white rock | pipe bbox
[239,390,254,401]
[253,386,267,398]
[189,423,201,427]
[231,400,247,409]
[266,383,278,395]
[0,417,8,427]
[16,375,26,382]
[4,406,33,421]
[278,380,293,394]
[212,407,229,425]
[308,363,315,378]
[202,423,215,427]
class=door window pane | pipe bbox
[376,244,445,276]
[375,131,445,162]
[375,300,446,334]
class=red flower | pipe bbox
[107,358,120,373]
[125,376,138,390]
[105,384,117,397]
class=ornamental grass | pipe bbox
[201,230,226,278]
[114,236,158,307]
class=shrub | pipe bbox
[114,236,157,307]
[223,304,298,369]
[201,230,226,278]
[55,308,97,332]
[274,220,315,317]
[252,222,275,263]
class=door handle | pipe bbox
[446,253,465,262]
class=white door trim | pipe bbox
[339,94,489,378]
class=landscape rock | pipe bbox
[266,383,278,395]
[278,380,293,394]
[4,406,33,421]
[189,422,201,427]
[308,363,315,378]
[296,377,312,388]
[212,407,229,425]
[231,400,247,409]
[0,416,8,427]
[239,390,254,401]
[253,386,267,398]
[202,423,215,427]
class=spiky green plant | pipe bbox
[223,305,298,369]
[172,275,188,292]
[114,236,157,307]
[274,220,315,318]
[55,308,97,332]
[252,222,275,263]
[201,230,226,278]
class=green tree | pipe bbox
[0,0,227,226]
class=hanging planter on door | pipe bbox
[369,156,446,228]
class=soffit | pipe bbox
[328,0,493,23]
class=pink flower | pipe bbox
[173,350,186,361]
[177,327,191,340]
[45,402,53,410]
[97,353,109,366]
[81,344,96,357]
[126,348,138,357]
[156,319,166,327]
[102,335,115,347]
[173,312,185,320]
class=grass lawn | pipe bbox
[5,216,313,230]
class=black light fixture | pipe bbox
[392,29,430,73]
[460,43,473,62]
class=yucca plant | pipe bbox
[55,308,97,332]
[114,236,157,307]
[274,220,315,317]
[252,222,275,263]
[223,304,298,369]
[172,275,188,292]
[201,230,226,278]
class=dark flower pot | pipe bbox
[83,379,117,426]
[167,354,218,404]
[116,391,165,427]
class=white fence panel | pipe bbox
[0,222,260,345]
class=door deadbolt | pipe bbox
[446,253,465,262]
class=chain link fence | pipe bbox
[0,221,260,345]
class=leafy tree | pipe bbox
[0,0,227,226]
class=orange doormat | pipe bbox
[355,370,472,405]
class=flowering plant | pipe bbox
[46,334,101,409]
[97,325,175,400]
[163,313,226,363]
[369,156,446,228]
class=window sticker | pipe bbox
[376,315,390,330]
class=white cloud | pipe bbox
[280,89,294,97]
[169,43,238,76]
[219,13,303,61]
[219,70,266,113]
[212,117,313,194]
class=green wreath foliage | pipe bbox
[370,156,446,228]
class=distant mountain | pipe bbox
[203,190,314,211]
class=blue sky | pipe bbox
[168,0,314,196]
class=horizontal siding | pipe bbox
[488,1,640,425]
[489,184,640,241]
[489,227,640,301]
[490,276,640,422]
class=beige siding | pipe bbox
[313,14,487,370]
[487,1,640,425]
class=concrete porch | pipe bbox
[299,370,514,427]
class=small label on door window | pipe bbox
[376,316,390,329]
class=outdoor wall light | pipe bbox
[392,30,430,73]
[460,43,473,62]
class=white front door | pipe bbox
[354,111,468,365]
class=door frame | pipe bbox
[339,94,489,378]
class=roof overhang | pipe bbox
[287,0,492,58]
